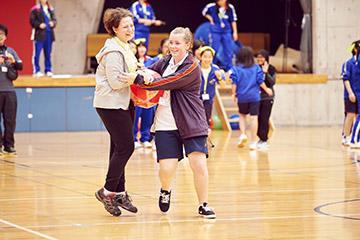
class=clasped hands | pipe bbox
[119,69,153,85]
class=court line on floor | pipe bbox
[314,198,360,220]
[0,218,58,240]
[0,187,358,202]
[13,213,360,230]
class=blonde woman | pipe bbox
[122,27,216,219]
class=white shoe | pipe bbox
[237,134,248,148]
[249,142,257,150]
[350,142,360,149]
[342,136,351,146]
[33,72,44,77]
[46,72,53,77]
[134,142,142,149]
[143,141,152,148]
[257,141,269,150]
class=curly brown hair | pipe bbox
[103,8,133,37]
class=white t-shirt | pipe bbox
[153,53,188,131]
[42,5,50,18]
[201,66,211,92]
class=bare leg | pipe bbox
[159,159,178,191]
[249,115,258,143]
[344,113,356,137]
[188,152,208,204]
[239,113,247,136]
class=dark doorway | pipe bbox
[98,0,303,54]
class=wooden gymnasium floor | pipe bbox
[0,127,359,240]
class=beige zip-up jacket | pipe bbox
[93,38,137,109]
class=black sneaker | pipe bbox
[4,146,16,154]
[159,189,171,213]
[95,188,121,216]
[115,191,138,213]
[198,203,216,219]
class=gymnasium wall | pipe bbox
[272,81,343,126]
[0,1,34,74]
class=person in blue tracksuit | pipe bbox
[30,0,56,77]
[202,0,238,71]
[130,0,164,49]
[199,46,225,127]
[133,39,156,149]
[229,47,273,150]
[343,40,360,147]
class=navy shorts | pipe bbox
[154,130,208,162]
[344,98,358,114]
[238,101,260,116]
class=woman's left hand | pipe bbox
[136,70,153,85]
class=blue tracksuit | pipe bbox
[130,1,156,48]
[31,5,55,73]
[133,56,156,142]
[200,64,224,125]
[342,56,360,143]
[341,57,360,100]
[202,3,237,70]
[230,64,264,103]
[200,64,223,102]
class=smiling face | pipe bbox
[256,54,266,65]
[169,32,190,62]
[201,50,214,68]
[113,16,134,43]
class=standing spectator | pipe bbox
[202,0,238,70]
[256,49,276,149]
[30,0,57,77]
[130,0,164,48]
[0,24,23,154]
[199,46,225,127]
[341,40,360,146]
[343,40,360,148]
[229,47,272,150]
[133,39,156,149]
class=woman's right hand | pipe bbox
[265,88,273,97]
[349,93,357,103]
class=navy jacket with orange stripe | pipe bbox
[135,54,208,139]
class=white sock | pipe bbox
[116,191,126,196]
[103,188,114,196]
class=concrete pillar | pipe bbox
[50,0,104,74]
[312,0,360,78]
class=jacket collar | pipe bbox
[161,53,194,73]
